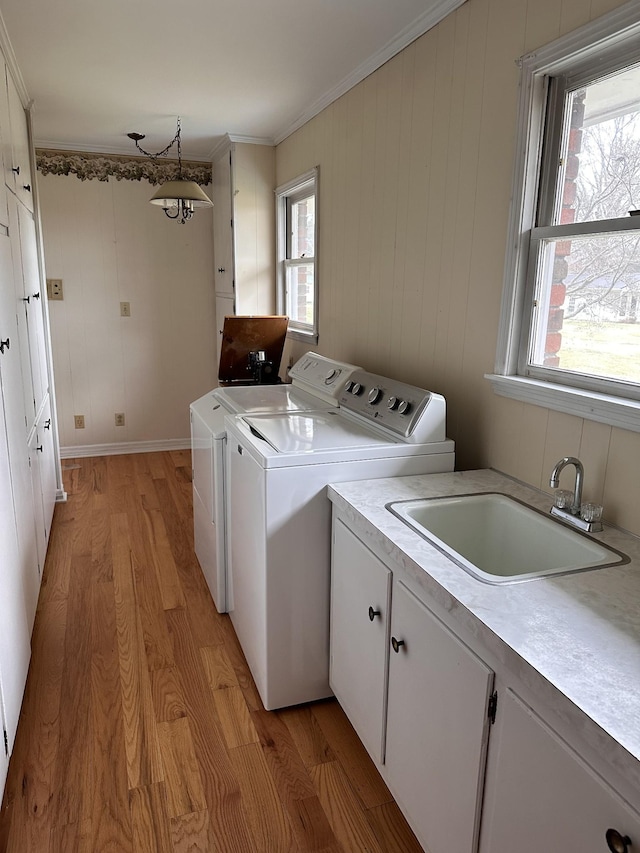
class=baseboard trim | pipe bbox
[60,438,191,459]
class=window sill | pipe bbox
[287,329,319,345]
[485,374,640,434]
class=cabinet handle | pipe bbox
[11,165,19,175]
[606,829,632,852]
[44,418,51,430]
[22,295,30,303]
[36,445,43,453]
[217,267,226,273]
[368,606,381,621]
[391,636,405,653]
[32,292,40,300]
[0,338,9,353]
[23,184,31,192]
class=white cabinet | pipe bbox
[330,519,391,763]
[0,350,31,766]
[3,68,34,212]
[212,139,276,318]
[480,689,640,853]
[330,519,495,853]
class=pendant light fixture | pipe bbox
[127,117,212,223]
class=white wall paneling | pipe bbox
[38,174,216,452]
[275,0,640,536]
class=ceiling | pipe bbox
[0,0,462,161]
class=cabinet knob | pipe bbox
[36,445,43,453]
[368,606,381,621]
[22,295,30,303]
[32,292,40,300]
[391,636,405,653]
[23,184,31,192]
[11,165,19,175]
[44,419,51,430]
[606,829,632,852]
[217,267,226,273]
[0,338,9,353]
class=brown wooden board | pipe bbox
[218,315,288,385]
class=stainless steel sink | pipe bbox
[386,492,628,584]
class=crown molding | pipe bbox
[33,137,215,162]
[210,133,274,162]
[274,0,467,145]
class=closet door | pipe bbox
[0,375,31,759]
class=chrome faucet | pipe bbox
[549,456,603,532]
[549,456,584,516]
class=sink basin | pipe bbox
[387,492,628,584]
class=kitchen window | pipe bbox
[276,168,318,343]
[489,3,640,432]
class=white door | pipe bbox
[480,688,640,853]
[330,519,391,764]
[0,382,31,758]
[215,294,235,368]
[213,147,234,296]
[385,581,494,853]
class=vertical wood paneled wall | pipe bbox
[38,174,215,454]
[276,0,640,536]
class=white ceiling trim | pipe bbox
[273,0,468,145]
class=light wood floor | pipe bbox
[0,451,423,852]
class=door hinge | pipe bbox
[488,691,498,725]
[4,728,8,756]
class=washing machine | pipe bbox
[224,369,455,710]
[189,352,361,612]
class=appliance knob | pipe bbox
[398,400,412,415]
[352,383,363,396]
[344,381,354,393]
[387,396,399,410]
[325,368,338,382]
[368,387,382,404]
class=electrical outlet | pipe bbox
[120,301,131,317]
[74,415,85,429]
[114,413,125,427]
[47,278,63,300]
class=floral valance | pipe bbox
[35,148,212,186]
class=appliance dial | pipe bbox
[368,387,382,404]
[387,396,399,410]
[344,380,354,393]
[351,383,363,396]
[325,368,338,383]
[398,400,412,415]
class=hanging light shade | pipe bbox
[127,118,212,224]
[149,179,212,223]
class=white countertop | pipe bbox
[327,469,640,793]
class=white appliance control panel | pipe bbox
[288,353,361,403]
[339,370,447,443]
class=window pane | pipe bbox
[557,66,640,225]
[290,194,315,259]
[529,232,640,383]
[286,263,315,327]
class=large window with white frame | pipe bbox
[490,3,640,431]
[276,168,318,342]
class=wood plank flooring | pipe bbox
[0,451,423,852]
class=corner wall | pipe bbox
[38,173,215,454]
[275,0,640,535]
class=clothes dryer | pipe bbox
[189,353,361,611]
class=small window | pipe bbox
[276,168,318,342]
[492,7,640,430]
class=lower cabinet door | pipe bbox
[479,688,640,853]
[385,581,494,853]
[330,519,391,764]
